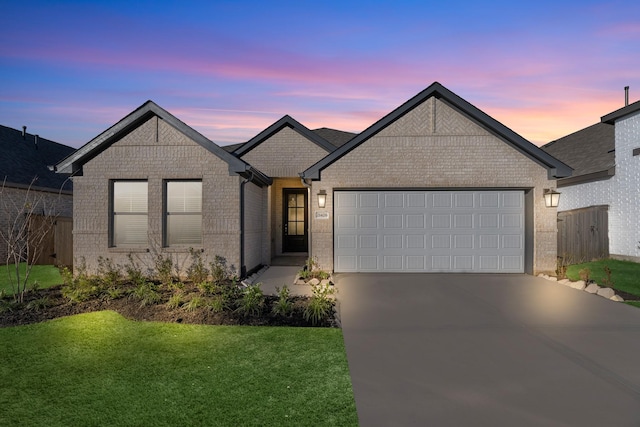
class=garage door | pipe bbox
[334,190,524,273]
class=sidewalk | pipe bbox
[248,265,314,297]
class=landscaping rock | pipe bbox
[584,283,600,294]
[308,278,320,286]
[537,273,545,278]
[547,276,558,282]
[570,281,586,291]
[610,295,625,302]
[597,287,616,299]
[295,279,307,286]
[558,279,570,284]
[320,279,331,286]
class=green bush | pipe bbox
[130,282,161,307]
[272,285,293,317]
[187,248,210,283]
[167,293,185,310]
[237,284,264,317]
[304,284,335,326]
[183,296,206,312]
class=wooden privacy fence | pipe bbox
[29,215,73,267]
[557,205,609,263]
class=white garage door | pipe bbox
[334,190,524,273]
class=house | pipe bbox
[55,82,571,276]
[0,125,75,264]
[542,97,640,262]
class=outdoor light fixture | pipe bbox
[317,190,327,208]
[543,189,561,208]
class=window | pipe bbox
[112,181,148,246]
[165,180,202,246]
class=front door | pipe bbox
[283,189,308,252]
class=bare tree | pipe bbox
[1,178,59,303]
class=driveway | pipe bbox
[335,273,640,426]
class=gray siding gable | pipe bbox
[301,82,572,180]
[55,101,271,187]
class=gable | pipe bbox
[302,82,572,181]
[55,101,270,187]
[240,126,330,177]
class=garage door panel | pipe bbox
[334,190,524,273]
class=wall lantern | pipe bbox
[317,190,327,209]
[543,189,561,208]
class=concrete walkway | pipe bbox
[335,273,640,426]
[250,265,313,296]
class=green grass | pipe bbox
[566,259,640,299]
[0,311,357,427]
[1,263,63,294]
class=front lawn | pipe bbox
[0,311,358,427]
[1,263,62,294]
[566,259,640,301]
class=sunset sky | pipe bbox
[1,0,639,148]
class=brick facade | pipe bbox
[309,97,558,274]
[73,116,246,275]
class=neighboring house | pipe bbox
[56,82,571,276]
[0,125,75,264]
[543,99,640,262]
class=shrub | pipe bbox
[579,268,591,283]
[304,284,335,326]
[97,257,122,287]
[237,284,264,317]
[183,296,206,312]
[61,261,103,303]
[207,295,225,313]
[26,297,51,311]
[125,254,148,287]
[602,265,614,288]
[167,293,185,310]
[155,254,174,286]
[187,248,210,284]
[130,282,161,307]
[210,255,236,285]
[104,286,125,301]
[272,285,293,317]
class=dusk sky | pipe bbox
[1,0,639,148]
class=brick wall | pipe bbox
[243,181,268,271]
[73,116,243,275]
[240,126,329,177]
[0,185,72,262]
[309,97,558,274]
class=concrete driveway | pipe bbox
[335,273,640,426]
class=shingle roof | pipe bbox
[541,123,615,181]
[311,128,357,148]
[601,99,640,124]
[0,125,74,192]
[302,82,572,181]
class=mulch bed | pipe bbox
[0,283,336,328]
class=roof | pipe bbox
[233,115,336,157]
[55,101,271,187]
[541,123,615,186]
[221,143,244,153]
[0,125,75,193]
[301,82,572,181]
[601,99,640,124]
[311,128,357,148]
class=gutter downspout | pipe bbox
[301,177,312,260]
[240,170,254,278]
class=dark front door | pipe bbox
[283,189,308,252]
